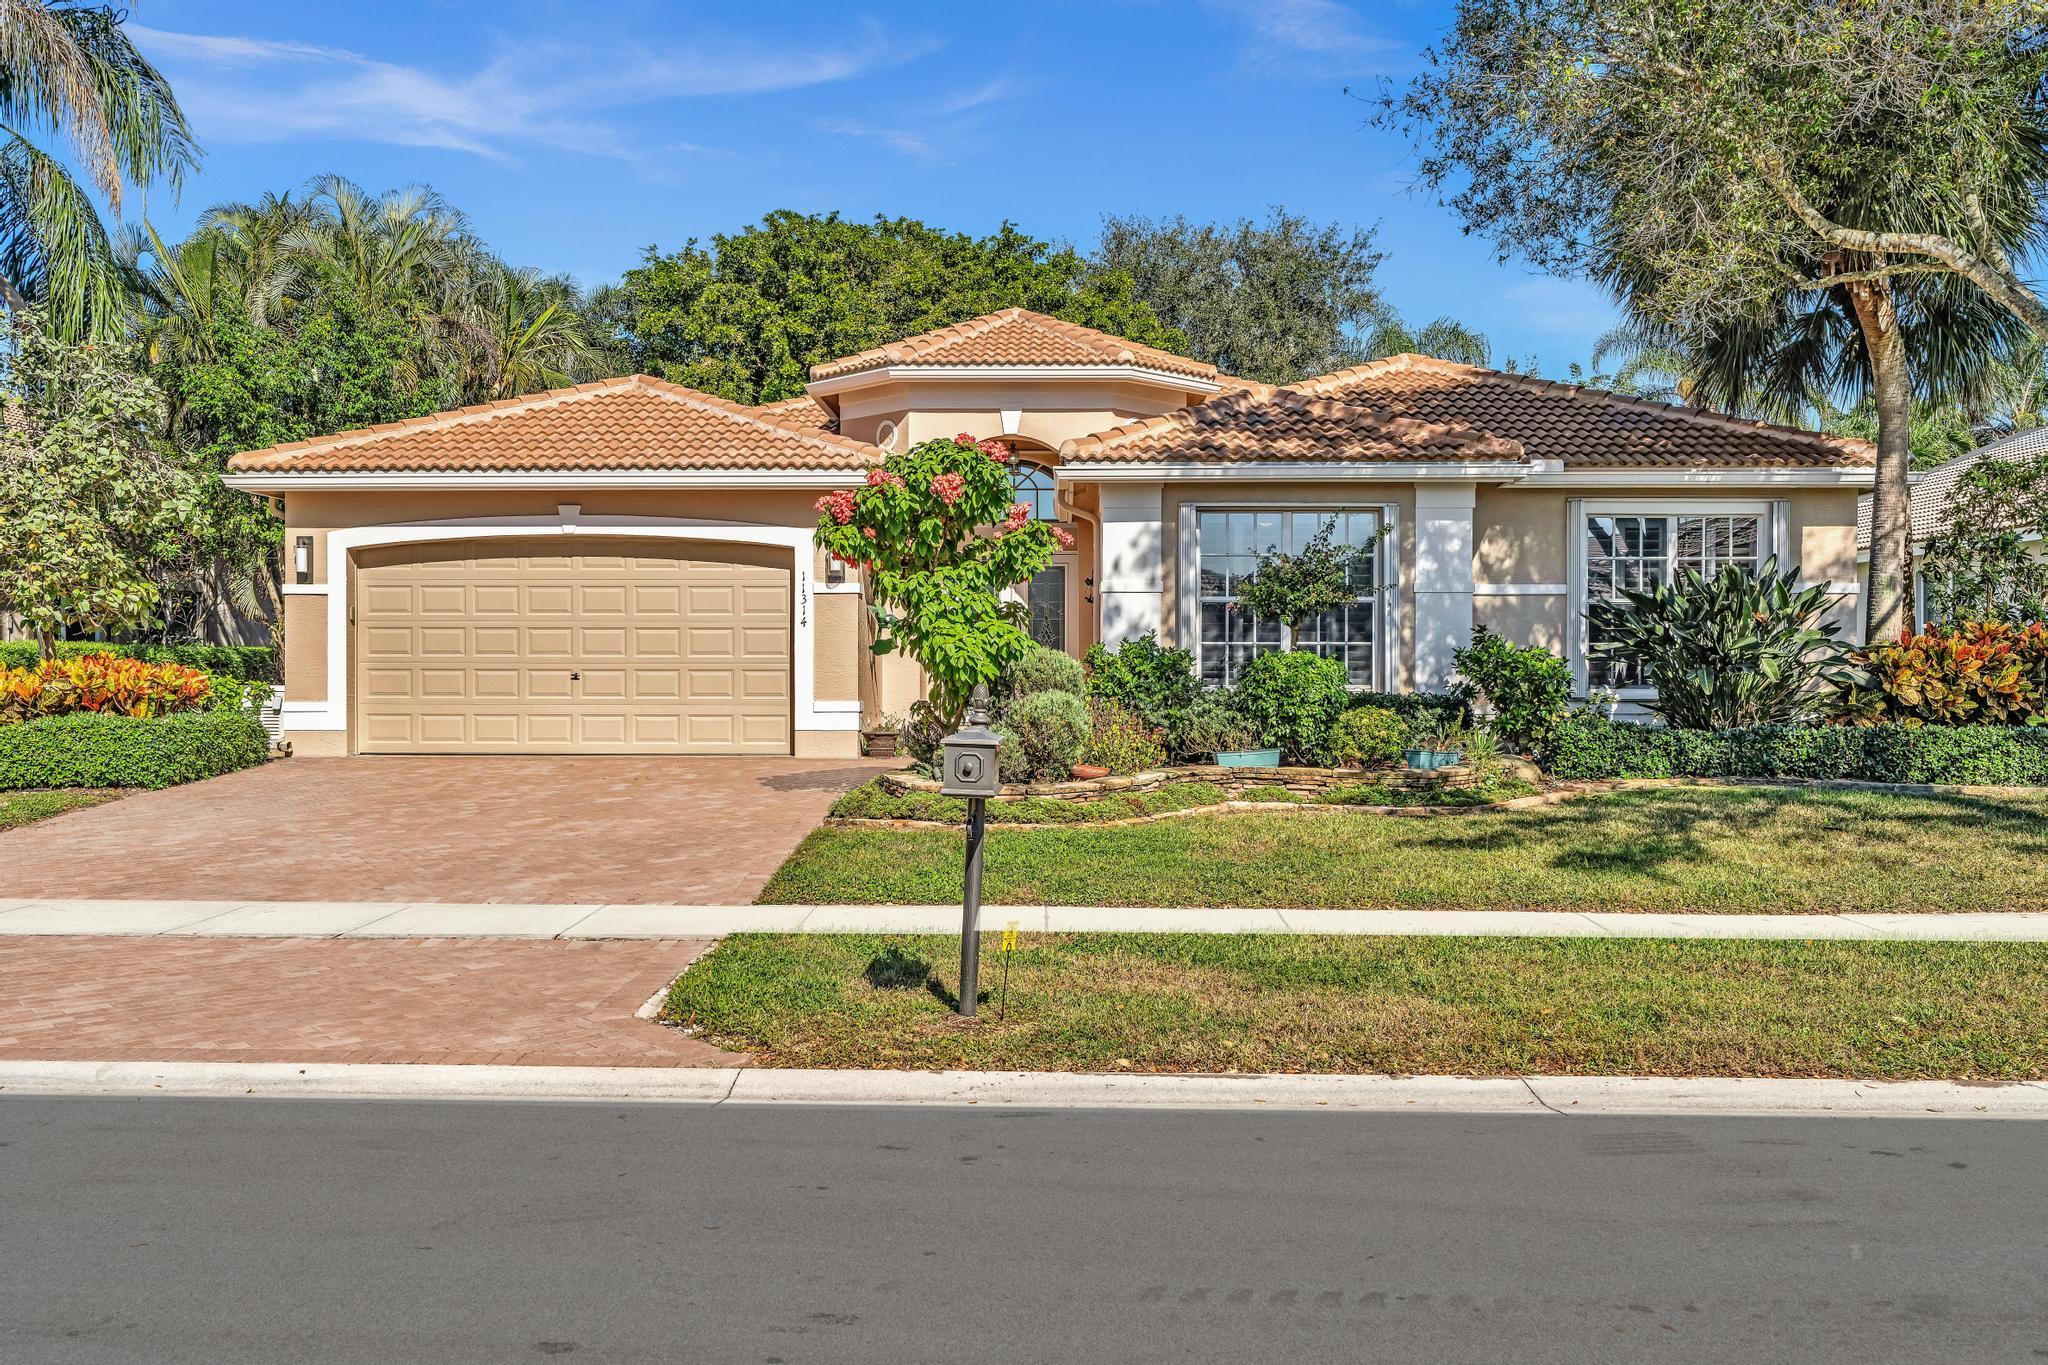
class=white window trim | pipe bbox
[1177,501,1400,692]
[1565,497,1788,697]
[290,510,849,739]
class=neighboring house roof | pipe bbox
[1291,354,1876,469]
[224,375,882,474]
[1059,387,1526,465]
[809,307,1219,382]
[1855,425,2048,550]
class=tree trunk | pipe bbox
[35,625,57,662]
[1846,277,1913,643]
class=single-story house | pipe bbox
[223,308,1876,757]
[1857,425,2048,627]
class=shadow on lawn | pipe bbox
[863,945,991,1010]
[1405,785,2048,882]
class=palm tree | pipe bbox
[0,1,198,339]
[1589,320,1692,405]
[284,175,472,316]
[1360,311,1491,367]
[198,190,314,328]
[466,263,598,400]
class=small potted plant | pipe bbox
[1404,718,1465,771]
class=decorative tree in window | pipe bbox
[1235,520,1381,649]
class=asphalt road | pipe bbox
[3,1095,2044,1364]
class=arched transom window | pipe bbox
[1010,460,1059,522]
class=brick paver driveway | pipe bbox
[0,935,742,1067]
[0,755,884,904]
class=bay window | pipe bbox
[1196,508,1383,687]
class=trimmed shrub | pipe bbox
[1083,631,1200,743]
[1330,706,1407,769]
[0,641,280,682]
[0,708,270,790]
[1347,689,1469,729]
[1082,698,1169,774]
[1453,626,1572,752]
[1007,643,1086,701]
[1177,694,1261,757]
[1233,651,1350,765]
[1541,710,2048,785]
[996,690,1090,783]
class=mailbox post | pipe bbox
[939,685,1002,1018]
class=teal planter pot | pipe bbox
[1215,748,1282,769]
[1405,748,1462,771]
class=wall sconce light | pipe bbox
[294,536,314,585]
[825,554,847,587]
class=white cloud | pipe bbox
[814,118,935,160]
[1198,0,1402,73]
[129,22,933,164]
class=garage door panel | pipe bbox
[354,537,790,754]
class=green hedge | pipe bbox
[1543,712,2048,785]
[1347,690,1469,727]
[0,709,271,790]
[0,641,280,682]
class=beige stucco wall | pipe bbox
[281,594,327,702]
[813,592,861,703]
[832,379,1196,453]
[1473,594,1571,655]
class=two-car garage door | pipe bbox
[352,538,791,754]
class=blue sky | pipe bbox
[127,0,1622,375]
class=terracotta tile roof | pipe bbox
[225,376,882,474]
[1059,387,1526,464]
[810,308,1218,382]
[1291,354,1875,469]
[752,393,839,431]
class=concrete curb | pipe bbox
[5,898,2048,941]
[4,1060,2046,1117]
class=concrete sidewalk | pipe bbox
[6,1059,2048,1118]
[3,898,2047,941]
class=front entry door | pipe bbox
[1024,553,1078,653]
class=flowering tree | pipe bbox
[814,434,1070,729]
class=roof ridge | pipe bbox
[1294,353,1875,459]
[809,307,1217,381]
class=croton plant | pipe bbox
[0,654,214,725]
[1837,621,2048,726]
[814,434,1071,730]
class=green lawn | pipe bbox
[761,785,2048,913]
[665,933,2048,1078]
[0,789,119,832]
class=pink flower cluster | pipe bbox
[955,432,1013,463]
[1002,501,1031,532]
[864,467,905,490]
[1051,525,1075,550]
[930,472,967,506]
[813,489,857,525]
